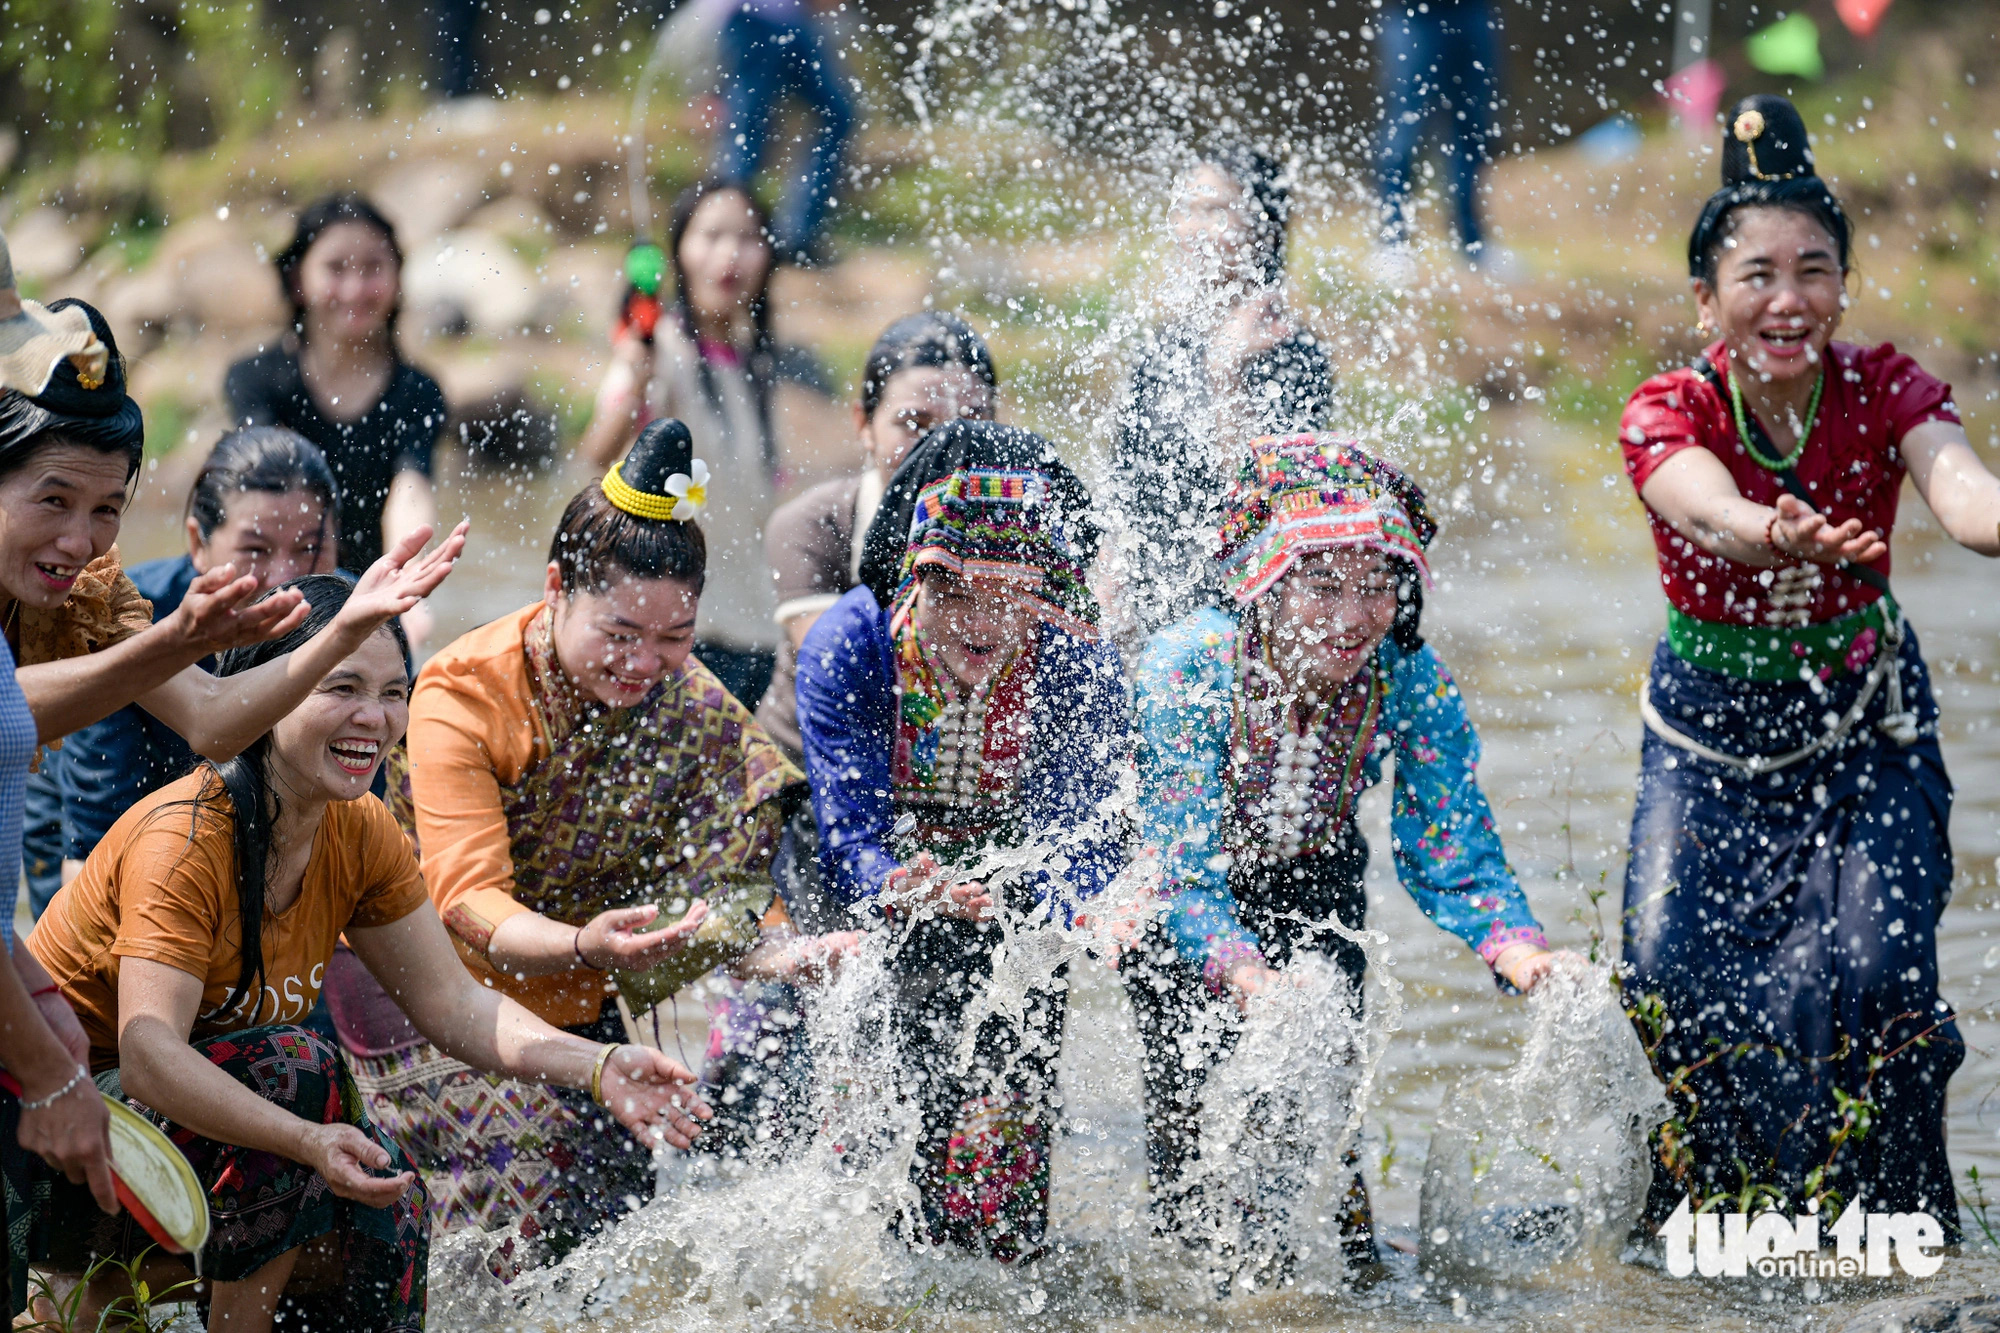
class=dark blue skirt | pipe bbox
[1621,627,1961,1234]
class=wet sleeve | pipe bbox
[107,809,231,978]
[1620,368,1720,494]
[1134,615,1263,977]
[1382,645,1546,969]
[1866,344,1961,441]
[796,591,902,909]
[404,668,533,953]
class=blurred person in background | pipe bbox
[580,178,835,709]
[1107,144,1332,641]
[1371,0,1511,278]
[225,193,446,635]
[710,0,853,266]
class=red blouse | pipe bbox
[1620,340,1959,626]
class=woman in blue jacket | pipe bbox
[797,420,1125,1263]
[1129,436,1564,1275]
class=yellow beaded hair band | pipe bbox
[604,458,690,521]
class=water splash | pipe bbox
[1417,957,1669,1288]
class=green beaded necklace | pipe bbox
[1729,362,1824,472]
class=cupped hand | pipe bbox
[334,520,470,637]
[785,930,863,985]
[578,901,709,971]
[170,565,309,656]
[1491,944,1588,993]
[598,1046,713,1150]
[18,1076,118,1215]
[1772,494,1888,566]
[888,854,993,923]
[302,1123,415,1208]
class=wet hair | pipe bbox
[1202,142,1291,287]
[667,178,780,471]
[195,575,409,1026]
[186,426,341,546]
[1687,95,1851,287]
[858,312,998,421]
[273,192,405,345]
[0,298,145,482]
[551,418,708,595]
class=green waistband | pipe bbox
[1666,597,1898,682]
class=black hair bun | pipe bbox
[1722,95,1817,187]
[36,299,130,418]
[622,417,696,495]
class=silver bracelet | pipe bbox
[19,1064,89,1112]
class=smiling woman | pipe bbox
[27,576,711,1333]
[0,275,460,1322]
[345,418,856,1277]
[1617,94,2000,1242]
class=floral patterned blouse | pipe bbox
[1135,607,1545,976]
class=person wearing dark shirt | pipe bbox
[224,193,445,579]
[52,428,339,887]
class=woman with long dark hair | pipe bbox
[578,178,836,708]
[225,193,446,578]
[1618,95,2000,1237]
[1108,144,1334,639]
[29,576,710,1333]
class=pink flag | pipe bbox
[1661,59,1726,138]
[1835,0,1891,38]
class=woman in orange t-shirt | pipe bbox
[29,575,710,1333]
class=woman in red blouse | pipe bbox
[1618,95,2000,1241]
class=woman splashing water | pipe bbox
[1126,437,1566,1280]
[798,420,1127,1263]
[1619,95,2000,1236]
[386,418,855,1276]
[28,576,709,1332]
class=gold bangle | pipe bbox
[589,1043,618,1107]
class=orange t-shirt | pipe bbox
[28,771,430,1072]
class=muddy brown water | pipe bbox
[104,409,2000,1329]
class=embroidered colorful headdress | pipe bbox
[858,419,1100,639]
[1215,434,1435,605]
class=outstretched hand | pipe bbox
[335,520,470,637]
[598,1046,712,1150]
[1491,944,1589,994]
[1771,494,1887,567]
[886,854,993,923]
[577,901,710,972]
[170,566,309,656]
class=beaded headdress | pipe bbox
[603,417,708,522]
[1215,434,1435,605]
[866,420,1100,639]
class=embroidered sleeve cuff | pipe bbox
[1475,924,1548,967]
[442,889,533,954]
